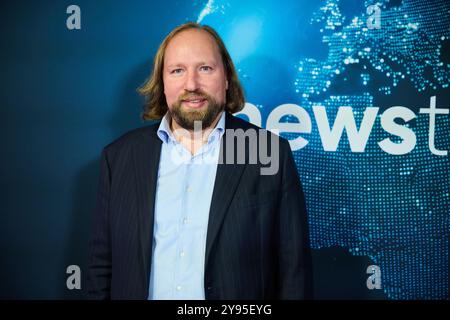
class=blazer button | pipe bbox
[207,286,213,291]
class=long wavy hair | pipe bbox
[138,22,245,120]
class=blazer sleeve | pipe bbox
[87,149,112,299]
[277,139,313,299]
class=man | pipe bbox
[88,22,312,299]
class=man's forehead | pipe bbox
[169,28,215,44]
[165,29,220,57]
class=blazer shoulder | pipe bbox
[228,113,291,151]
[103,121,161,155]
[227,112,262,131]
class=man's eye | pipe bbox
[200,66,212,72]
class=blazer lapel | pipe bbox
[132,124,162,295]
[205,113,247,266]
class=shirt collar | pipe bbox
[157,111,226,145]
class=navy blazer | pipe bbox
[87,112,313,299]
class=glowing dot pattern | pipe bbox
[290,0,449,300]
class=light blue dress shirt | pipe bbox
[148,111,226,300]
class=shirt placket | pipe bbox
[173,146,193,298]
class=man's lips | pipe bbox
[181,97,207,108]
[182,96,207,102]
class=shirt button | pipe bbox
[183,218,188,225]
[186,186,192,192]
[176,285,182,291]
[180,251,185,257]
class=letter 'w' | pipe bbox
[313,106,379,152]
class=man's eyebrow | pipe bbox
[197,61,217,66]
[166,61,217,69]
[165,63,185,69]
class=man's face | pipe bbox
[163,28,228,130]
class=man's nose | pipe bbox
[184,71,200,92]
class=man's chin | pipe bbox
[170,100,223,130]
[179,108,207,120]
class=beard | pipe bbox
[168,90,224,131]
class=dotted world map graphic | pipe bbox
[194,0,449,299]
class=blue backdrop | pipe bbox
[0,0,448,299]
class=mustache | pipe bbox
[178,90,211,101]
